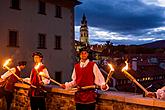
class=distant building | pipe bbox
[80,14,88,45]
[75,14,90,53]
[110,54,165,93]
[0,0,81,83]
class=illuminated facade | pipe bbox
[0,0,80,82]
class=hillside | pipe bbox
[141,40,165,48]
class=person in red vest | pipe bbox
[61,48,109,110]
[0,61,27,110]
[29,52,50,110]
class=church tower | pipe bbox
[80,14,89,45]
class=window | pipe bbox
[148,57,158,64]
[8,30,19,47]
[160,62,165,69]
[38,0,46,14]
[10,0,20,10]
[55,5,62,18]
[54,35,62,49]
[55,71,62,83]
[38,33,46,49]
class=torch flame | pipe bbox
[108,64,114,72]
[39,72,45,77]
[122,61,128,72]
[3,59,12,67]
[34,63,40,70]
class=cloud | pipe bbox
[141,0,165,7]
[75,25,165,45]
[75,0,165,45]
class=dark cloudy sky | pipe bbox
[74,0,165,45]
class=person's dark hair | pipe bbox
[79,47,89,53]
[78,47,94,61]
[32,52,43,58]
[18,61,27,66]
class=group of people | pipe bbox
[0,52,50,110]
[0,49,164,110]
[0,49,109,110]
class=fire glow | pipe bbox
[105,63,115,84]
[121,61,149,95]
[34,63,40,70]
[122,61,128,72]
[3,59,12,68]
[108,63,114,72]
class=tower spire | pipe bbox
[80,13,88,45]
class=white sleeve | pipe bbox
[156,86,165,100]
[93,64,109,91]
[1,68,16,80]
[65,68,77,89]
[40,68,50,85]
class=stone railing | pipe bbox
[0,83,165,110]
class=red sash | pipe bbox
[75,90,97,104]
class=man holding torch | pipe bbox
[61,48,109,110]
[29,52,50,110]
[0,60,27,110]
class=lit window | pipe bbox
[160,63,165,69]
[159,76,162,79]
[148,57,158,64]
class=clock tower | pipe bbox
[80,14,89,45]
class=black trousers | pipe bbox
[76,102,96,110]
[30,96,46,110]
[4,91,14,110]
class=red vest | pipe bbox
[29,64,45,96]
[75,62,95,87]
[74,61,97,104]
[4,67,20,92]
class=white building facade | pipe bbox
[0,0,80,83]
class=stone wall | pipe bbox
[0,84,165,110]
[46,88,165,110]
[46,92,75,110]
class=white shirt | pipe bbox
[156,86,165,100]
[1,66,21,80]
[65,59,109,90]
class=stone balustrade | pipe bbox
[0,83,164,110]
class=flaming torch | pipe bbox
[35,63,62,86]
[3,59,37,88]
[121,61,149,95]
[3,59,21,80]
[105,63,115,84]
[3,59,12,67]
[39,72,62,86]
